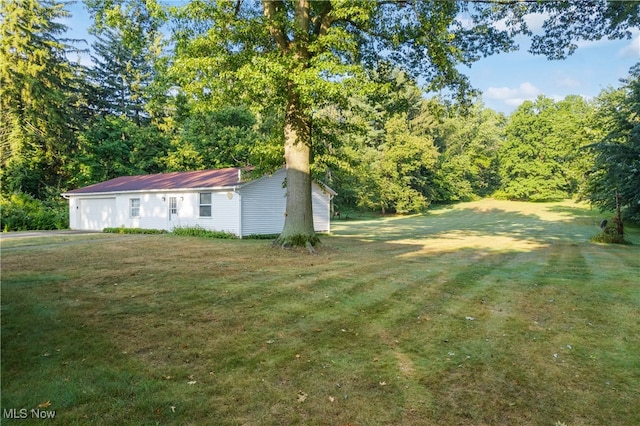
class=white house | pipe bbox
[61,168,336,237]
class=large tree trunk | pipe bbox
[265,0,318,248]
[275,83,319,247]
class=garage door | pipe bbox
[78,198,116,230]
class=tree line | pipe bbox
[1,0,639,233]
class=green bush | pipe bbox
[492,189,565,202]
[103,227,167,234]
[244,233,279,240]
[591,222,630,245]
[171,226,238,239]
[1,193,69,231]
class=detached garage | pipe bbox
[61,168,336,237]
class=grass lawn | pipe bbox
[1,199,639,425]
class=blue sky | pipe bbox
[63,2,639,115]
[463,28,639,113]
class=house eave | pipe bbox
[61,186,241,198]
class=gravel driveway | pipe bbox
[0,230,102,240]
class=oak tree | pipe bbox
[86,0,640,245]
[168,0,520,246]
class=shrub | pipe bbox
[1,193,69,231]
[244,233,279,240]
[103,227,167,234]
[171,226,238,239]
[591,221,630,245]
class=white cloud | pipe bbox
[523,13,548,33]
[458,16,474,30]
[576,30,640,52]
[555,75,581,89]
[619,32,640,58]
[484,82,542,106]
[493,18,508,32]
[493,12,548,33]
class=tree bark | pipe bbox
[275,82,318,247]
[266,0,318,247]
[615,191,624,238]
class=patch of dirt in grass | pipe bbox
[393,350,416,378]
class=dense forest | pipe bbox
[1,0,639,232]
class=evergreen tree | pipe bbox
[0,0,82,198]
[85,0,167,125]
[66,0,170,187]
[88,27,155,124]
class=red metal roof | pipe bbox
[64,167,246,194]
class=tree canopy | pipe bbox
[1,0,639,236]
[497,95,593,201]
[584,65,640,222]
[165,0,540,245]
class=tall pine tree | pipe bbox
[86,0,163,124]
[0,0,82,198]
[68,0,169,187]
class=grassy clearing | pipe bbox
[1,200,639,425]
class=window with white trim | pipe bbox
[199,193,212,217]
[130,198,140,218]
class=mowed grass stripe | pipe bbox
[332,206,639,425]
[403,246,627,424]
[2,199,639,425]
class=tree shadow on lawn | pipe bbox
[3,210,639,425]
[331,204,601,253]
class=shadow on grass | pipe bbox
[0,273,220,425]
[4,230,639,425]
[3,200,639,425]
[332,204,600,249]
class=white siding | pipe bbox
[181,191,241,234]
[68,197,78,229]
[67,168,333,236]
[76,197,117,230]
[105,191,242,234]
[166,193,198,230]
[239,170,333,236]
[312,184,331,233]
[70,190,242,234]
[240,170,287,236]
[210,191,241,234]
[114,196,129,227]
[134,193,169,230]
